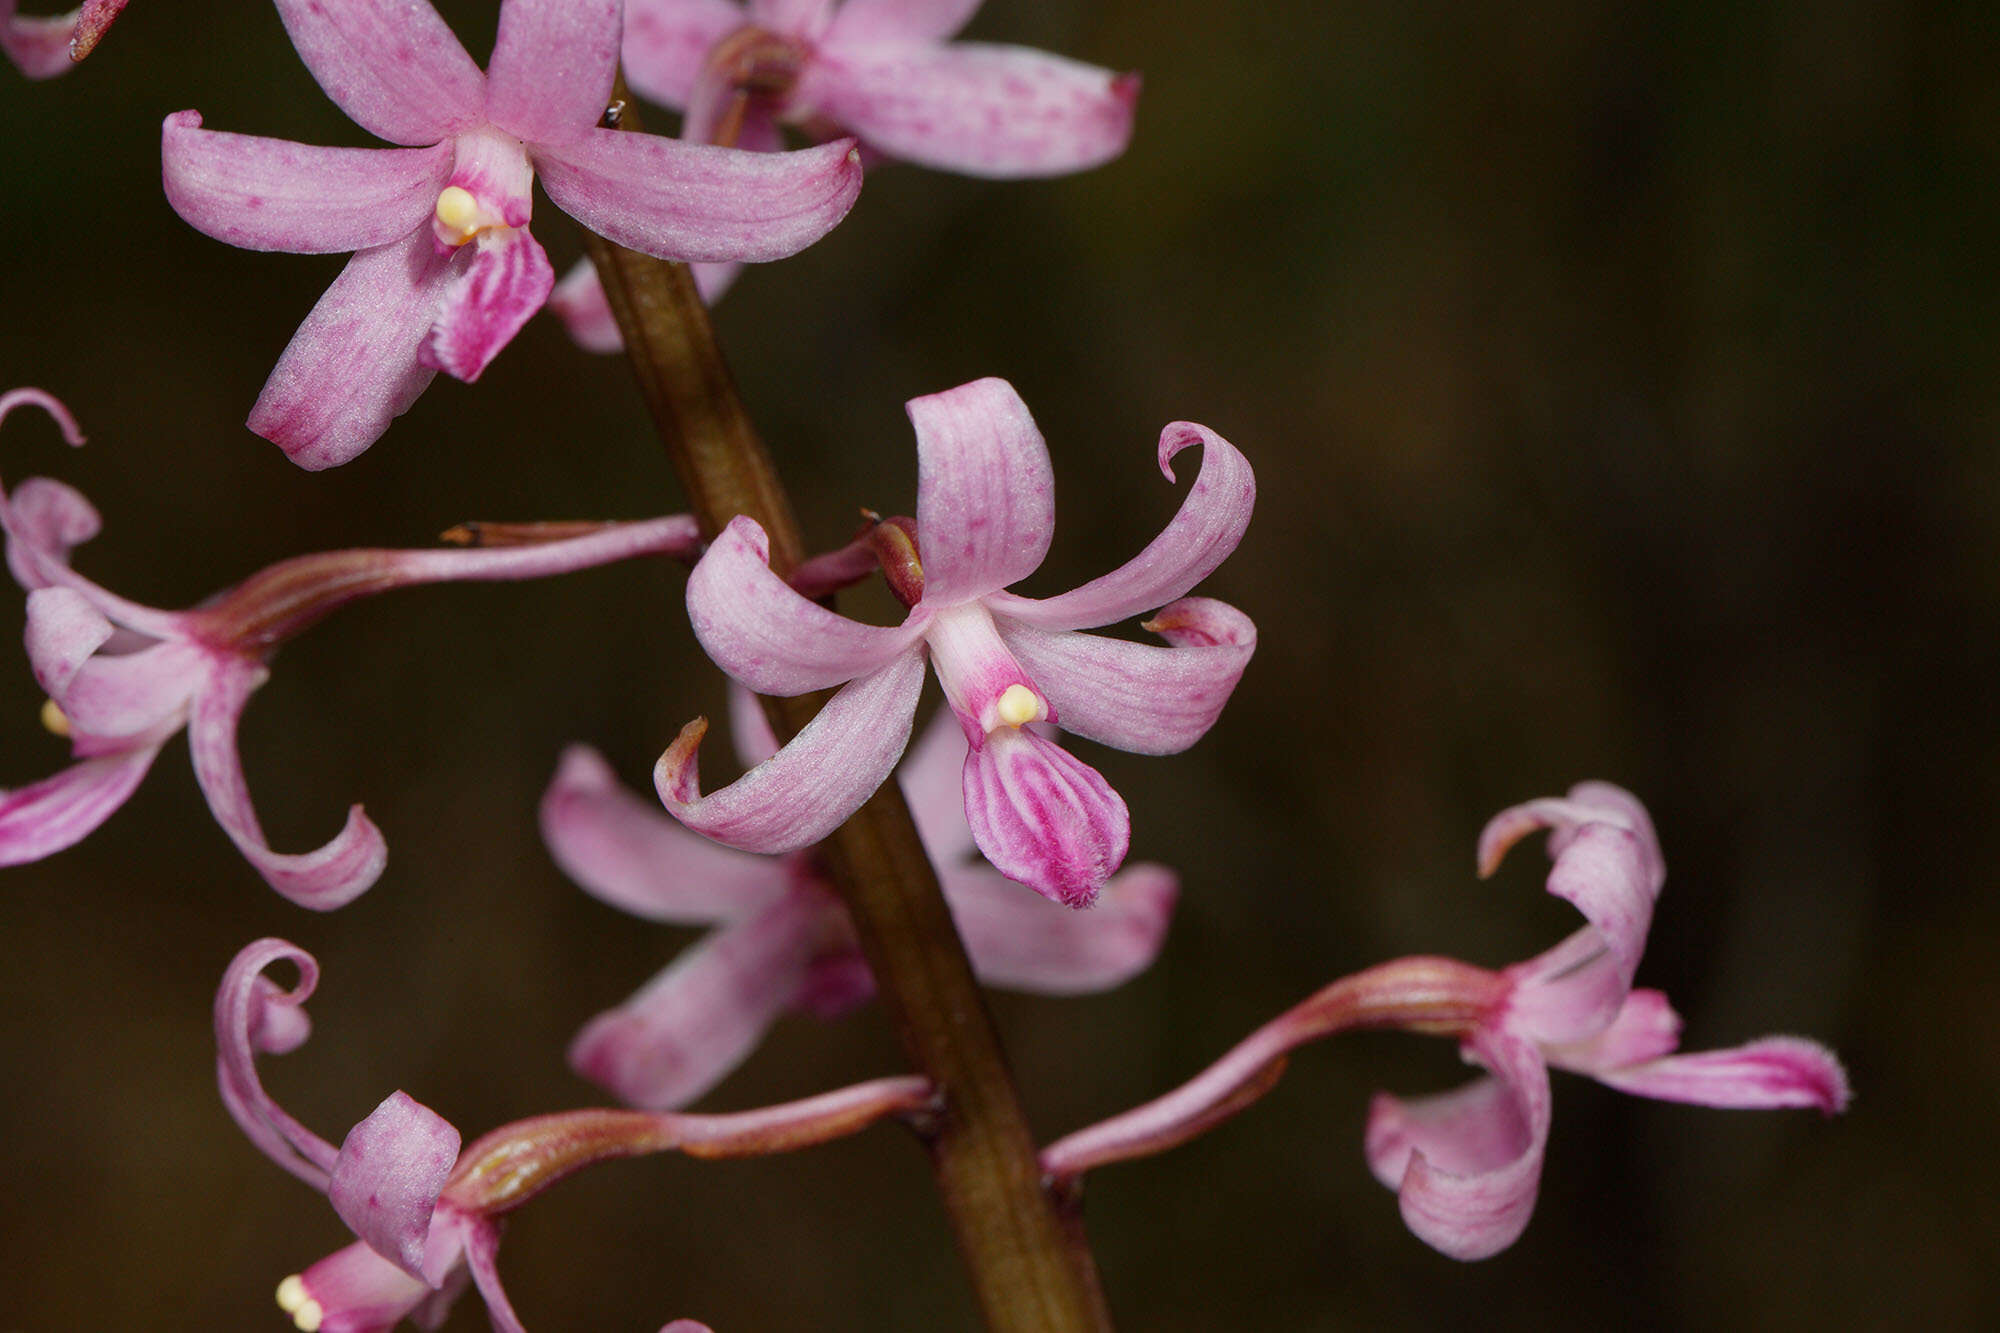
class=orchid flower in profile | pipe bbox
[550,0,1137,343]
[222,938,920,1332]
[1,0,123,77]
[1040,783,1850,1261]
[545,686,1178,1109]
[161,0,863,470]
[654,376,1255,908]
[0,388,700,907]
[1363,783,1853,1260]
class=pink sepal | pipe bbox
[330,1091,463,1280]
[542,745,782,923]
[247,230,453,471]
[548,260,627,353]
[654,650,926,853]
[960,725,1129,908]
[187,657,389,910]
[997,596,1255,755]
[161,112,453,255]
[0,743,162,866]
[987,421,1256,632]
[822,0,980,46]
[214,939,340,1191]
[272,0,486,147]
[1368,1028,1552,1261]
[567,888,825,1109]
[687,515,925,694]
[948,859,1176,992]
[419,226,556,382]
[285,1238,440,1333]
[483,0,621,147]
[1585,1035,1852,1113]
[620,0,746,108]
[909,377,1055,603]
[799,42,1136,178]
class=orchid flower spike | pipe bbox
[550,0,1137,340]
[1363,783,1851,1260]
[1,0,124,77]
[0,388,700,908]
[657,376,1256,908]
[546,688,1178,1108]
[161,0,864,469]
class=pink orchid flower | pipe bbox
[545,685,1178,1108]
[161,0,864,470]
[1362,782,1851,1260]
[1,0,121,76]
[0,388,700,908]
[551,0,1136,342]
[654,376,1255,908]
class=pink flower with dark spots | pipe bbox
[655,376,1255,908]
[0,388,699,907]
[545,687,1178,1108]
[161,0,863,469]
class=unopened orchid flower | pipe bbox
[550,0,1137,341]
[222,938,921,1332]
[1,0,122,77]
[1363,783,1851,1260]
[545,685,1178,1108]
[654,376,1255,908]
[1041,782,1849,1260]
[0,388,700,907]
[161,0,864,470]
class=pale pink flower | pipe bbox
[0,388,699,907]
[550,0,1136,339]
[545,687,1178,1108]
[161,0,863,469]
[1361,783,1851,1259]
[653,376,1256,908]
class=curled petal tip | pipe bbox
[0,387,86,446]
[653,717,711,807]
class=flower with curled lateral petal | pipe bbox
[656,376,1255,908]
[545,687,1178,1108]
[550,0,1138,339]
[0,388,700,907]
[1363,783,1851,1260]
[161,0,862,469]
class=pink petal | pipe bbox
[484,0,620,145]
[535,129,863,263]
[996,596,1255,755]
[417,225,554,382]
[330,1091,462,1279]
[26,588,204,741]
[248,230,454,470]
[687,516,925,695]
[798,41,1137,178]
[909,377,1053,603]
[161,112,452,254]
[568,888,827,1108]
[1539,822,1657,989]
[960,725,1129,908]
[725,680,782,768]
[948,858,1176,993]
[4,477,98,587]
[1588,1035,1852,1113]
[0,743,161,866]
[1477,781,1663,894]
[459,1216,529,1333]
[753,0,835,34]
[547,259,626,353]
[186,656,389,909]
[279,1240,440,1333]
[1541,986,1684,1072]
[897,706,974,861]
[1,0,76,78]
[654,650,925,854]
[1498,927,1630,1048]
[214,938,340,1191]
[621,0,748,110]
[1368,1029,1553,1261]
[988,421,1255,631]
[822,0,981,46]
[541,744,784,923]
[272,0,485,147]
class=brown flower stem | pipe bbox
[579,86,1116,1333]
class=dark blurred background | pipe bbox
[3,1,1994,1328]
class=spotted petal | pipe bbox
[910,377,1054,604]
[329,1091,462,1279]
[273,0,485,147]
